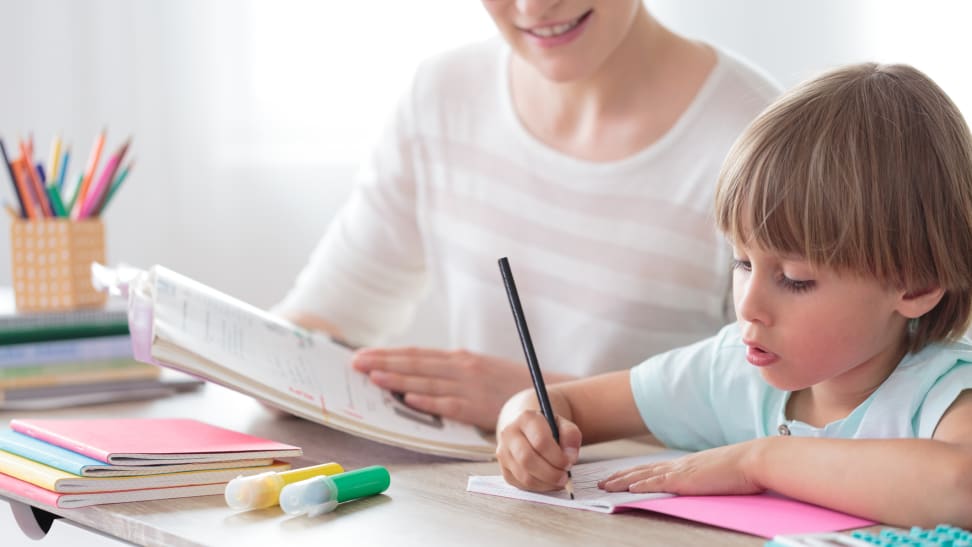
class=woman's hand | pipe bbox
[598,440,766,496]
[352,347,568,431]
[496,408,582,492]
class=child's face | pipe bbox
[731,242,911,392]
[480,0,642,82]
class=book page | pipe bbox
[149,266,492,456]
[467,452,685,511]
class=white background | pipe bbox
[1,2,971,543]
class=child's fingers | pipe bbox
[598,464,663,492]
[497,430,569,491]
[556,416,582,465]
[521,411,575,470]
[499,458,568,492]
[497,412,575,490]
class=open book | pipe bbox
[467,451,875,538]
[94,264,494,461]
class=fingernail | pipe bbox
[564,447,578,463]
[557,475,568,487]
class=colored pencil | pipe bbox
[65,172,84,214]
[48,135,62,188]
[72,129,105,218]
[18,140,52,217]
[12,158,40,219]
[46,184,67,217]
[95,159,133,216]
[56,147,70,190]
[78,138,128,219]
[0,138,27,218]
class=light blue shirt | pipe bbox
[630,323,972,451]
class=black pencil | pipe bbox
[498,256,575,500]
[0,138,27,218]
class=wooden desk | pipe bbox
[1,385,764,547]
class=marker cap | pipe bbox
[224,472,284,511]
[223,462,344,512]
[279,466,390,517]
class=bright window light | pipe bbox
[218,1,496,167]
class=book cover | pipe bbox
[0,429,273,477]
[113,264,494,461]
[467,452,875,538]
[0,288,129,345]
[0,335,134,368]
[9,418,302,465]
[0,372,203,411]
[0,359,160,389]
[0,471,227,509]
[0,449,289,492]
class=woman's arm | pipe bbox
[279,310,346,341]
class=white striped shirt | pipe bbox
[276,38,780,377]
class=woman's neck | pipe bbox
[509,9,716,161]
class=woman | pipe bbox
[275,0,780,430]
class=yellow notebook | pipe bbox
[0,449,289,493]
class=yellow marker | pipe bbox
[224,462,344,511]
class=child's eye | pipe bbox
[731,259,751,272]
[779,275,815,293]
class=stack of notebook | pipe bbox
[0,288,202,409]
[0,418,302,508]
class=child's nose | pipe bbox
[735,276,772,326]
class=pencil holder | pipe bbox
[10,219,108,311]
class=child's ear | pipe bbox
[897,287,946,318]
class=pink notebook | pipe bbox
[620,493,874,538]
[467,451,877,539]
[9,418,302,465]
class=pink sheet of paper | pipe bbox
[620,492,875,538]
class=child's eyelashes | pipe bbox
[779,276,815,293]
[730,258,751,272]
[731,259,816,293]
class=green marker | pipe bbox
[279,466,390,517]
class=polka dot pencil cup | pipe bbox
[10,218,108,311]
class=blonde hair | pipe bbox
[715,63,972,352]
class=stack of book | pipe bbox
[0,418,302,508]
[0,288,202,409]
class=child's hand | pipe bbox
[496,410,581,492]
[598,440,765,496]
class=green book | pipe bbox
[0,288,129,345]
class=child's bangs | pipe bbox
[717,129,846,268]
[716,89,878,275]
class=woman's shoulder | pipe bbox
[710,47,782,103]
[688,46,781,129]
[408,37,507,107]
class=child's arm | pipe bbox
[495,370,650,492]
[600,390,972,528]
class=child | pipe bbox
[495,62,972,528]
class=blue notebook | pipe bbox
[0,429,274,477]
